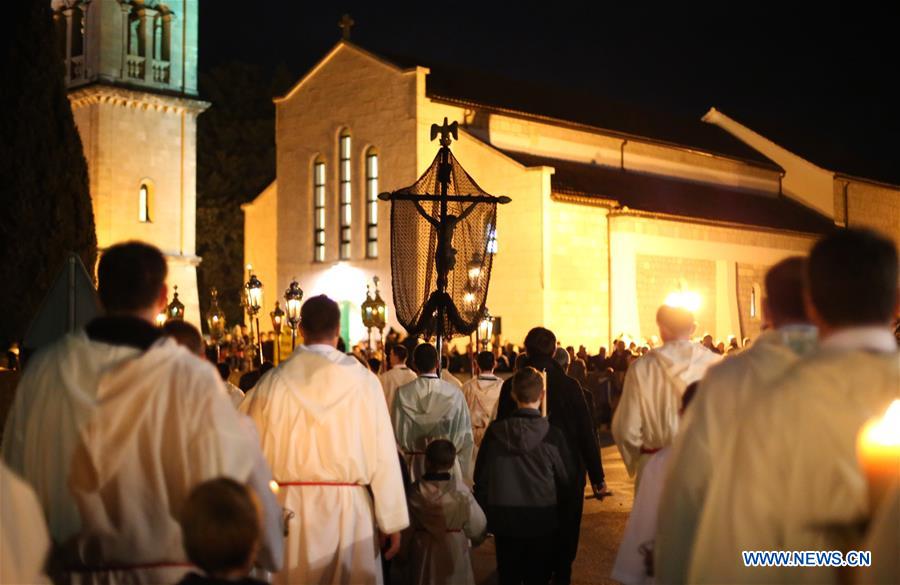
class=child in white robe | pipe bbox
[612,382,700,584]
[407,440,487,585]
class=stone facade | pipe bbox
[736,262,768,341]
[834,177,900,246]
[245,41,898,351]
[55,0,206,326]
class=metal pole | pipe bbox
[435,143,450,376]
[276,334,281,364]
[291,328,296,351]
[255,316,263,367]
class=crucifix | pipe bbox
[338,14,354,40]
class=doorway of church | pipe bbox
[339,300,353,351]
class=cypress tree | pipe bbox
[0,1,97,349]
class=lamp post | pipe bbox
[270,301,285,363]
[166,285,185,322]
[244,268,264,368]
[207,287,226,361]
[372,277,387,359]
[361,276,387,360]
[477,307,494,351]
[284,278,303,351]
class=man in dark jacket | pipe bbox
[495,327,610,584]
[474,367,572,585]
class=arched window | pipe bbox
[313,158,326,262]
[128,9,145,57]
[487,226,498,254]
[153,12,171,62]
[70,4,84,58]
[339,130,352,260]
[365,148,379,258]
[138,182,151,223]
[750,283,761,319]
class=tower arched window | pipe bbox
[138,182,152,223]
[313,158,326,263]
[339,129,352,260]
[750,283,761,319]
[128,9,145,57]
[365,147,379,258]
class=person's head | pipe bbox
[569,359,587,383]
[163,320,204,356]
[511,366,544,408]
[181,478,260,579]
[215,362,231,382]
[598,346,607,358]
[553,346,570,371]
[367,357,381,373]
[514,353,528,371]
[702,334,714,347]
[681,381,700,415]
[259,361,274,376]
[615,340,626,352]
[413,343,438,374]
[97,242,168,321]
[300,295,341,345]
[523,327,557,359]
[424,439,456,474]
[805,229,898,335]
[657,305,696,342]
[388,345,408,367]
[476,350,496,374]
[762,256,809,329]
[716,342,725,352]
[565,345,575,359]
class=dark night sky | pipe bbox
[199,2,898,185]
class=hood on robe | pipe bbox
[490,412,550,454]
[273,345,373,424]
[394,379,459,436]
[409,479,468,537]
[651,341,720,393]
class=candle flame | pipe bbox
[867,399,900,446]
[269,480,280,495]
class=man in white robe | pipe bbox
[461,350,504,458]
[612,305,720,488]
[240,294,409,585]
[689,229,900,584]
[0,460,50,584]
[1,242,282,584]
[379,344,416,411]
[861,482,899,584]
[392,343,474,484]
[655,257,818,584]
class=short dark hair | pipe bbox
[512,366,544,404]
[524,327,557,358]
[425,439,456,472]
[215,362,231,381]
[413,343,438,373]
[765,257,807,323]
[163,320,203,356]
[181,478,259,576]
[300,295,341,340]
[97,242,167,312]
[476,351,495,372]
[807,229,898,327]
[389,345,408,363]
[368,357,381,373]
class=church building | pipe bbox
[243,39,899,350]
[53,0,206,326]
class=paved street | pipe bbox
[473,440,634,585]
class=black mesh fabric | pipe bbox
[388,148,501,339]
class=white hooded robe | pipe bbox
[379,364,417,413]
[654,326,817,584]
[612,340,720,486]
[391,375,474,484]
[461,374,503,457]
[240,344,410,585]
[0,460,50,584]
[688,328,899,584]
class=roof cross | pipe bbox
[338,14,354,40]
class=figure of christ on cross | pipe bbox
[412,199,480,274]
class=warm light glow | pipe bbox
[269,480,280,495]
[155,312,166,327]
[664,290,702,313]
[463,291,476,305]
[857,399,900,509]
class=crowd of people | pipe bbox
[0,227,897,585]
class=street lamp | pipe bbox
[477,307,494,350]
[207,287,226,360]
[166,285,185,322]
[284,278,303,350]
[270,301,285,363]
[244,268,264,367]
[361,276,387,360]
[467,254,483,288]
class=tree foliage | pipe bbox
[0,1,97,349]
[196,62,293,329]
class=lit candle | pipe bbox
[269,480,280,496]
[857,399,900,511]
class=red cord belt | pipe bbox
[640,446,661,455]
[67,562,193,572]
[277,481,364,487]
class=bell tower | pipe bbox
[51,0,207,326]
